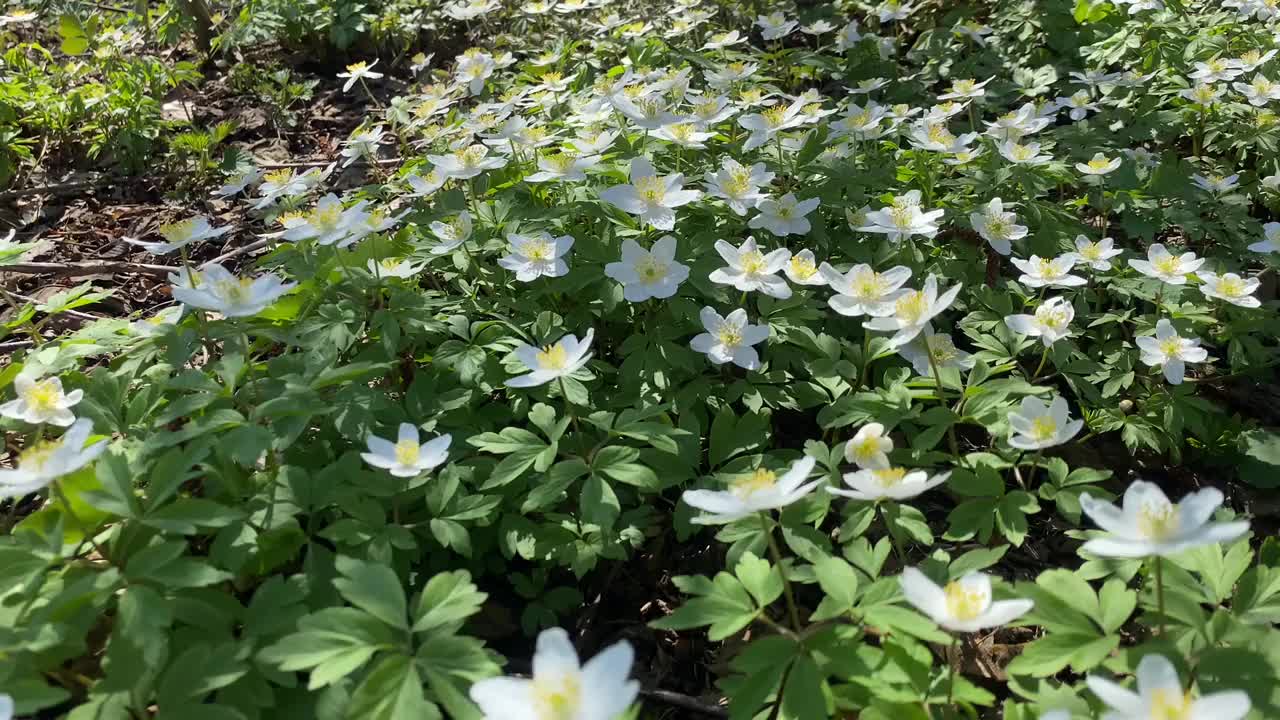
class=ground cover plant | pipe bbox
[2,0,1280,717]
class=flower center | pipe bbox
[1137,499,1180,540]
[986,215,1011,238]
[1012,144,1034,160]
[927,335,958,363]
[953,79,976,93]
[536,344,569,370]
[635,256,668,282]
[213,277,255,304]
[161,219,197,242]
[717,324,744,348]
[524,240,553,262]
[1080,243,1101,260]
[394,439,420,466]
[889,206,916,229]
[739,250,767,276]
[1037,306,1069,329]
[532,672,582,720]
[1035,258,1060,278]
[926,123,954,144]
[1148,688,1194,720]
[1029,416,1057,441]
[1157,336,1182,357]
[1152,256,1182,275]
[789,256,816,280]
[346,61,367,72]
[732,468,777,498]
[19,438,60,471]
[853,273,888,299]
[26,379,61,414]
[944,582,987,621]
[1088,157,1112,170]
[873,467,907,487]
[895,291,927,323]
[636,175,666,204]
[1217,277,1245,296]
[762,106,788,128]
[313,204,343,230]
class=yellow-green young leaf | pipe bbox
[413,570,487,633]
[347,654,442,720]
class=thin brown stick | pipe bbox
[0,261,177,278]
[640,689,728,718]
[255,157,402,169]
[204,238,275,267]
[0,179,113,201]
[6,291,98,321]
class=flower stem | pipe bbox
[925,342,961,462]
[1153,555,1166,637]
[858,331,874,389]
[761,512,803,633]
[1023,449,1044,487]
[947,634,960,707]
[1031,345,1050,380]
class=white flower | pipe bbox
[1076,152,1121,176]
[404,169,447,198]
[1038,712,1069,720]
[428,211,473,254]
[1191,173,1239,194]
[368,257,425,279]
[1007,395,1083,450]
[737,98,808,151]
[455,50,497,95]
[998,140,1054,165]
[749,193,819,237]
[783,249,826,286]
[123,216,232,254]
[687,95,738,128]
[1179,83,1224,105]
[1231,48,1277,72]
[599,157,701,231]
[801,19,835,35]
[954,20,992,45]
[835,20,864,50]
[568,129,618,155]
[899,329,975,377]
[0,419,107,499]
[708,237,792,299]
[1074,235,1123,271]
[858,191,945,242]
[908,120,977,153]
[755,11,797,40]
[863,275,962,348]
[1,374,83,427]
[653,122,715,149]
[213,168,261,198]
[170,264,295,318]
[1004,296,1074,346]
[1136,319,1209,384]
[1128,243,1204,285]
[821,263,912,317]
[525,151,602,183]
[1248,222,1280,253]
[507,330,594,388]
[844,423,893,469]
[470,627,638,720]
[613,93,681,131]
[1079,480,1249,558]
[899,568,1034,633]
[1189,57,1243,84]
[1234,75,1280,106]
[1197,271,1260,308]
[830,466,950,501]
[1055,90,1099,121]
[361,423,451,478]
[130,306,183,337]
[969,198,1027,256]
[604,236,690,301]
[498,232,574,282]
[876,0,916,22]
[702,30,744,50]
[1087,654,1250,720]
[428,144,509,181]
[985,104,1052,141]
[337,60,383,92]
[1011,254,1086,288]
[937,77,993,101]
[832,102,892,141]
[703,158,773,215]
[0,693,10,720]
[340,126,385,166]
[690,307,770,370]
[683,455,818,523]
[282,194,370,247]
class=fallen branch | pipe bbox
[256,157,403,169]
[0,261,177,278]
[204,238,276,267]
[0,178,114,201]
[0,339,34,352]
[640,688,728,718]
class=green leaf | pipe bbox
[580,474,620,529]
[334,555,409,630]
[347,654,442,720]
[735,552,783,608]
[413,571,487,633]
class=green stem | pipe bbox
[761,513,803,633]
[1031,345,1050,380]
[1154,555,1166,637]
[925,340,961,462]
[1023,449,1044,487]
[51,482,110,564]
[947,634,960,707]
[858,331,874,389]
